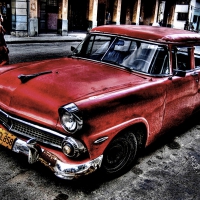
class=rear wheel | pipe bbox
[102,131,137,177]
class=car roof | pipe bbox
[91,25,200,44]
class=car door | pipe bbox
[193,45,200,111]
[160,46,199,132]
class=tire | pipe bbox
[101,131,138,177]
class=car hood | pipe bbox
[0,58,148,126]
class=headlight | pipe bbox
[59,103,83,134]
[61,112,77,132]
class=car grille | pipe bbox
[0,109,66,149]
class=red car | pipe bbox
[1,25,200,180]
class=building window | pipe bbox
[177,12,187,21]
[176,0,190,5]
[47,0,57,6]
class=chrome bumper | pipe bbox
[12,138,103,180]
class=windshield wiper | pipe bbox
[18,71,52,83]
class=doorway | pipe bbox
[39,0,58,33]
[120,0,134,24]
[97,3,106,26]
[68,0,87,31]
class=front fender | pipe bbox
[75,80,166,160]
[83,117,149,159]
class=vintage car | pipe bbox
[1,25,200,180]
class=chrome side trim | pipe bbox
[94,137,109,144]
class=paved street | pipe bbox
[8,42,79,64]
[0,42,199,200]
[0,113,199,200]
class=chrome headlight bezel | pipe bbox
[59,103,83,134]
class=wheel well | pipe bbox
[119,123,147,150]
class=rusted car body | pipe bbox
[1,25,200,180]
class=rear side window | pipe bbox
[172,47,191,71]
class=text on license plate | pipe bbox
[0,128,17,150]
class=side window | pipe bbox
[194,46,200,68]
[87,35,113,60]
[72,34,113,60]
[172,47,191,71]
[149,46,169,74]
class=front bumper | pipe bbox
[0,128,103,180]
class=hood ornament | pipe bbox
[18,70,52,83]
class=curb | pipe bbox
[5,34,86,44]
[6,39,84,44]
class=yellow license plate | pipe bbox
[0,128,17,150]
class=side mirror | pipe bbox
[68,46,78,58]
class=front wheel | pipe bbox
[101,131,138,177]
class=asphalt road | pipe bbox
[8,42,79,64]
[0,43,199,200]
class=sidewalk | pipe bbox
[4,33,86,44]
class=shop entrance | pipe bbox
[120,0,134,24]
[97,3,106,26]
[68,0,87,31]
[39,0,58,33]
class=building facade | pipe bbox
[1,0,200,37]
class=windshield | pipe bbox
[72,34,169,75]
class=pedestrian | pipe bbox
[0,15,9,65]
[106,11,111,25]
[184,20,190,30]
